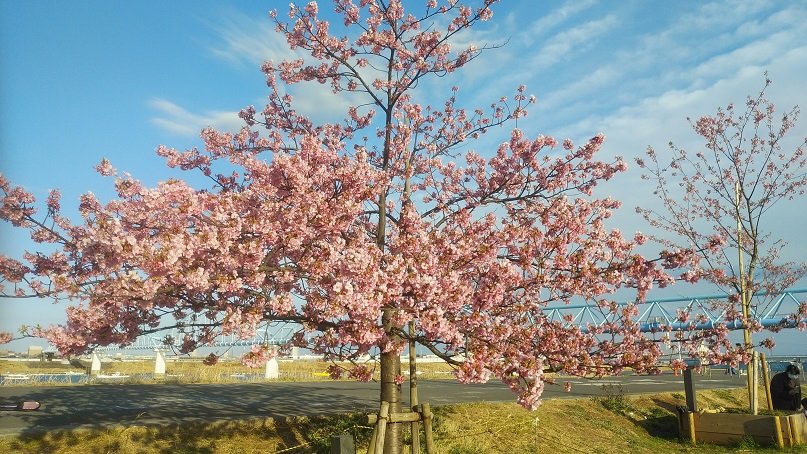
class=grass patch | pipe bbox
[4,388,807,453]
[1,359,456,386]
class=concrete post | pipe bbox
[330,434,355,454]
[154,349,167,376]
[265,356,279,379]
[291,346,300,359]
[90,351,101,376]
[684,367,697,412]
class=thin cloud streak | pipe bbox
[207,10,300,67]
[149,98,243,136]
[523,0,598,45]
[530,14,618,70]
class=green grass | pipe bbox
[3,388,807,453]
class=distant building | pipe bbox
[27,345,43,359]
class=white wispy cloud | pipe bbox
[577,45,807,261]
[287,82,360,125]
[191,10,364,130]
[476,0,807,268]
[518,0,805,136]
[207,10,299,67]
[530,14,617,70]
[148,98,243,136]
[523,0,598,45]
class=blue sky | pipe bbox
[1,0,806,353]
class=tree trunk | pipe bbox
[380,308,402,454]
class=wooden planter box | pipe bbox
[679,410,807,447]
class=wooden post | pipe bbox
[409,321,420,454]
[750,356,757,413]
[368,423,378,454]
[735,181,756,413]
[684,368,697,412]
[368,403,433,454]
[788,416,801,446]
[368,412,423,425]
[760,353,774,413]
[746,357,754,412]
[421,403,435,454]
[676,406,686,440]
[774,416,784,449]
[374,401,390,454]
[687,411,697,445]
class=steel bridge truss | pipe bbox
[93,323,299,352]
[543,288,807,334]
[88,289,806,352]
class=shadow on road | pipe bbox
[2,382,378,437]
[7,412,373,453]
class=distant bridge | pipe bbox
[57,288,807,355]
[92,323,298,352]
[544,288,807,333]
[69,324,299,378]
[36,289,805,379]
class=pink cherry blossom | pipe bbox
[0,3,756,439]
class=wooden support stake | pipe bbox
[368,411,423,424]
[367,423,378,454]
[410,408,421,454]
[751,351,759,415]
[374,401,390,454]
[789,415,801,447]
[676,407,686,440]
[760,353,774,413]
[687,411,697,445]
[421,403,435,454]
[409,322,421,454]
[774,415,785,449]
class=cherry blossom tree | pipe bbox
[2,1,707,451]
[636,77,807,365]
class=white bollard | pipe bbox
[154,349,167,376]
[291,346,300,359]
[265,357,279,379]
[90,351,101,375]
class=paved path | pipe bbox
[0,372,743,436]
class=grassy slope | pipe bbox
[3,387,806,453]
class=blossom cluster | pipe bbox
[0,0,765,411]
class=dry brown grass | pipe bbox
[1,358,456,386]
[3,388,807,453]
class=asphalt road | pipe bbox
[0,372,743,436]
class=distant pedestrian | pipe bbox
[770,364,803,411]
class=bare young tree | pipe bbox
[637,76,807,363]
